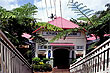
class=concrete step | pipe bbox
[52,69,70,73]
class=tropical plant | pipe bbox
[32,57,41,64]
[35,22,63,31]
[68,1,110,43]
[43,58,50,63]
[32,57,52,72]
[0,3,38,45]
[68,1,94,25]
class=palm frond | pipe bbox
[68,1,94,25]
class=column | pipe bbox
[50,49,53,58]
[46,50,48,58]
[69,49,73,64]
[35,43,38,57]
[74,46,76,58]
[46,43,49,58]
[83,45,86,57]
[50,47,53,68]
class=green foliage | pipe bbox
[77,17,88,21]
[32,64,41,72]
[68,1,110,44]
[32,57,41,63]
[32,57,52,72]
[26,50,32,57]
[70,18,78,24]
[12,3,37,18]
[71,59,77,64]
[43,58,50,63]
[68,1,94,24]
[0,3,38,46]
[0,6,15,19]
[42,63,52,72]
[36,22,63,31]
[50,27,84,42]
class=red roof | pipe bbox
[32,17,79,33]
[48,17,79,29]
[50,43,75,46]
[87,34,110,41]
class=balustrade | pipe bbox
[70,39,110,73]
[0,30,32,73]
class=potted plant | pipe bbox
[32,57,52,73]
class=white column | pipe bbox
[35,43,38,57]
[50,48,53,58]
[83,44,86,57]
[69,50,72,59]
[50,47,53,68]
[46,50,48,58]
[74,46,76,58]
[46,43,49,58]
[69,49,73,64]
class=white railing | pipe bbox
[70,39,110,73]
[0,30,32,73]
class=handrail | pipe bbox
[70,38,110,73]
[0,30,31,68]
[70,39,110,67]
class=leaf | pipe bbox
[79,6,87,10]
[77,17,88,21]
[74,2,78,6]
[84,10,94,15]
[77,3,83,7]
[82,9,90,13]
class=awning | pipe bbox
[50,43,75,46]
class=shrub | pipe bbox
[32,64,41,72]
[32,57,40,65]
[32,57,52,72]
[42,63,52,72]
[43,58,50,63]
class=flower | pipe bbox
[39,62,44,65]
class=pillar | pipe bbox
[50,47,53,68]
[46,43,49,58]
[69,49,73,64]
[50,48,53,58]
[35,43,38,57]
[74,46,76,58]
[83,44,86,57]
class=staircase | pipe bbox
[0,30,32,73]
[70,39,110,73]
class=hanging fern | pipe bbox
[36,22,63,31]
[68,1,94,25]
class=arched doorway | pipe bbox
[53,49,70,69]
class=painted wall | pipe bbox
[36,30,86,57]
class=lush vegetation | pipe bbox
[50,2,110,53]
[0,3,62,64]
[32,57,52,72]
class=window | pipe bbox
[38,45,51,49]
[77,46,84,50]
[68,32,81,37]
[38,45,44,49]
[42,31,58,36]
[48,46,51,49]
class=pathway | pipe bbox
[52,69,70,73]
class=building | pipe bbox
[34,17,86,69]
